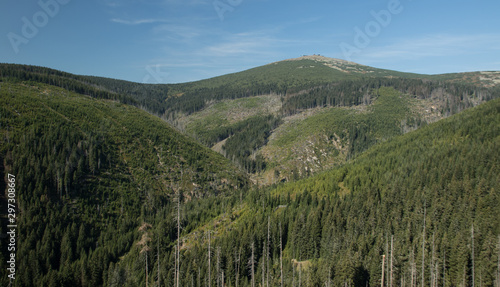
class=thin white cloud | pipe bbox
[298,16,323,24]
[207,41,264,56]
[111,18,170,25]
[199,25,301,57]
[161,0,209,6]
[203,33,294,58]
[137,29,295,82]
[152,24,201,40]
[358,34,500,62]
[102,0,122,7]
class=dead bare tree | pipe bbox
[431,233,435,287]
[262,244,265,287]
[143,245,151,287]
[390,235,394,287]
[463,265,467,287]
[381,255,386,287]
[217,246,221,287]
[299,262,302,287]
[157,237,161,287]
[411,246,415,287]
[386,236,389,287]
[138,223,153,287]
[280,222,283,287]
[175,184,182,287]
[422,205,426,287]
[443,250,446,287]
[250,242,255,287]
[208,230,211,287]
[235,247,242,287]
[174,245,177,287]
[472,224,475,287]
[268,216,271,287]
[435,259,439,287]
[497,235,500,287]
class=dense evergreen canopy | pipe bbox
[0,64,499,286]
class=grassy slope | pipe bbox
[181,94,282,139]
[254,87,419,183]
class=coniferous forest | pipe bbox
[0,62,499,287]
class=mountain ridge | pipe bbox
[3,55,500,89]
[2,61,499,186]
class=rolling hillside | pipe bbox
[160,96,500,287]
[178,73,499,184]
[0,79,247,286]
[2,59,499,186]
[3,56,500,117]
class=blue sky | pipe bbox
[1,0,500,83]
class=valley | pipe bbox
[0,57,499,286]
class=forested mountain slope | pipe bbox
[165,97,499,287]
[3,57,499,118]
[0,79,247,286]
[0,63,498,286]
[2,61,499,185]
[183,82,499,185]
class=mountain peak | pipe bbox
[283,55,357,65]
[271,55,374,74]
